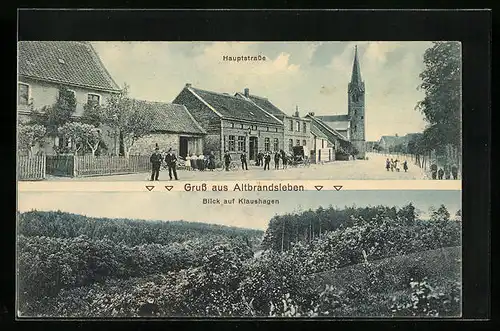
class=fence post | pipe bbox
[73,155,77,177]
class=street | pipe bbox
[46,153,428,181]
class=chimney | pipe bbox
[294,105,299,117]
[185,83,192,88]
[308,112,315,116]
[244,88,249,97]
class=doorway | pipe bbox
[179,137,188,158]
[249,137,258,160]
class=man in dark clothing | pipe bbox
[240,152,248,170]
[224,151,232,171]
[438,168,444,180]
[274,152,280,170]
[164,148,178,180]
[451,164,458,180]
[444,165,451,180]
[149,147,162,181]
[264,152,271,170]
[258,152,264,167]
[430,164,438,180]
[403,160,408,172]
[281,150,287,169]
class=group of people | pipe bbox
[430,164,459,180]
[184,152,216,171]
[220,150,295,172]
[385,158,409,172]
[150,146,178,181]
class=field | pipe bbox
[17,205,461,317]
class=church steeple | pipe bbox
[350,45,363,86]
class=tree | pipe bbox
[32,86,77,136]
[431,204,450,222]
[416,42,461,157]
[58,122,102,155]
[397,203,417,225]
[102,84,153,157]
[18,124,46,156]
[81,102,105,127]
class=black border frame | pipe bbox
[6,8,492,330]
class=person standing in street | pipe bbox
[281,150,287,169]
[165,148,178,180]
[386,158,391,171]
[451,164,458,180]
[224,151,232,171]
[274,151,280,170]
[438,168,444,180]
[149,146,162,181]
[208,151,216,171]
[403,160,408,172]
[430,163,438,180]
[240,152,248,170]
[264,152,271,170]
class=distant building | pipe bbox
[128,101,206,157]
[234,89,312,154]
[17,41,122,154]
[305,112,352,159]
[378,133,423,152]
[314,46,366,159]
[173,84,284,161]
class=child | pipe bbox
[185,154,192,171]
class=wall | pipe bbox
[129,133,180,155]
[17,77,115,117]
[283,116,312,152]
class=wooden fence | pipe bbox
[18,155,46,180]
[45,155,151,177]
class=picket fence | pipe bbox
[46,155,151,177]
[18,155,46,181]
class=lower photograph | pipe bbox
[16,189,462,318]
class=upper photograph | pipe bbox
[17,41,462,181]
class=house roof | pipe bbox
[306,114,350,144]
[310,124,328,139]
[245,94,288,117]
[321,120,350,131]
[135,100,206,135]
[315,114,350,122]
[379,135,402,145]
[18,41,121,92]
[187,87,282,125]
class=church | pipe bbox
[305,46,366,159]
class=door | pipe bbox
[179,137,188,158]
[249,137,258,160]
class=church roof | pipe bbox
[315,114,350,122]
[306,114,350,144]
[350,45,363,85]
[18,41,121,92]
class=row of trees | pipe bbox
[19,84,156,157]
[260,203,458,252]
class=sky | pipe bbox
[18,190,461,231]
[91,41,437,141]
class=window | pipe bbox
[240,124,244,129]
[87,93,100,105]
[273,138,279,151]
[267,127,269,132]
[231,123,234,128]
[303,122,307,133]
[275,128,278,132]
[361,116,364,119]
[18,83,29,105]
[354,125,357,132]
[322,139,325,148]
[228,135,235,151]
[296,121,300,132]
[289,119,293,131]
[289,139,293,151]
[237,136,245,152]
[264,138,270,152]
[303,140,307,146]
[296,139,300,146]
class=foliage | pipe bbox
[81,102,105,127]
[416,41,461,152]
[18,210,262,248]
[101,84,153,156]
[57,122,102,155]
[31,86,77,136]
[18,124,46,155]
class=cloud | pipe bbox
[92,41,439,140]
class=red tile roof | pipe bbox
[18,41,121,92]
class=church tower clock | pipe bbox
[347,45,366,159]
